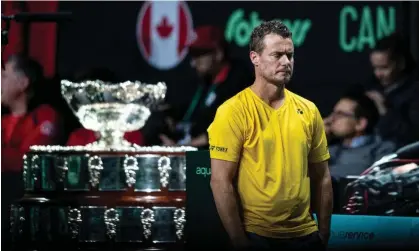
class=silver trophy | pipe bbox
[61,80,167,149]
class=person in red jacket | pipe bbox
[66,67,145,146]
[1,54,64,173]
[1,54,64,244]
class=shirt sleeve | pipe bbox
[207,102,246,163]
[308,106,330,163]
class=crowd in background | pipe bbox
[1,25,419,237]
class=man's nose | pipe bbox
[280,55,291,65]
[329,113,338,121]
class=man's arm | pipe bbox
[207,101,247,249]
[308,106,333,243]
[210,159,249,249]
[309,161,333,242]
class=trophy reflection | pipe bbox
[61,80,167,149]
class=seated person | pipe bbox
[159,25,254,149]
[325,91,396,180]
[66,67,145,146]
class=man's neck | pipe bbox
[8,95,28,116]
[251,77,285,108]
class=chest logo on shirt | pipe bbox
[297,108,303,114]
[40,121,55,136]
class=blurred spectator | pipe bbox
[325,91,396,180]
[365,32,419,147]
[158,25,254,149]
[66,67,145,146]
[1,54,64,244]
[1,54,64,172]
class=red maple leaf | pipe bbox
[156,16,173,38]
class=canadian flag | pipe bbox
[137,0,194,70]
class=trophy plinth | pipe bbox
[61,80,166,150]
[10,80,196,249]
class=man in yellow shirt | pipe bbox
[208,20,333,250]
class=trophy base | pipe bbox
[13,144,197,250]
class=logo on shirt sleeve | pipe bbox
[209,145,228,153]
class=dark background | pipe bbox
[56,1,406,115]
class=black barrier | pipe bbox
[185,150,230,250]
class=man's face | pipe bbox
[1,61,26,106]
[330,98,360,138]
[370,51,398,87]
[251,34,294,86]
[191,51,217,77]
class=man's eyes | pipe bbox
[273,53,294,59]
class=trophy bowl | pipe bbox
[61,80,167,149]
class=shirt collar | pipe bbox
[349,135,373,148]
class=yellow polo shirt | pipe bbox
[207,87,330,238]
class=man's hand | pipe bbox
[318,231,330,245]
[309,161,333,247]
[210,159,249,250]
[231,236,252,251]
[189,133,209,147]
[366,90,387,115]
[159,134,176,146]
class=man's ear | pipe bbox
[355,117,368,132]
[17,75,30,92]
[250,51,260,67]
